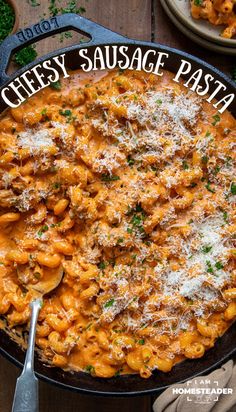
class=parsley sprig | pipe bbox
[101,174,120,182]
[127,204,146,235]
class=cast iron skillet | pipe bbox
[0,13,235,396]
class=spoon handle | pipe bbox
[12,298,42,412]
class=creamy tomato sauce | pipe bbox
[0,69,235,378]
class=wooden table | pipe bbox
[0,1,234,411]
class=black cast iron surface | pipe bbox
[0,13,235,396]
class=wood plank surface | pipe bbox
[0,1,234,411]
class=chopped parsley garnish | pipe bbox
[37,225,49,237]
[52,182,61,189]
[202,245,212,253]
[189,182,197,188]
[60,31,73,43]
[230,182,236,195]
[59,109,72,117]
[98,261,106,270]
[0,0,15,43]
[156,99,162,106]
[101,174,120,182]
[127,204,146,235]
[127,204,143,215]
[213,165,220,175]
[41,108,47,116]
[138,339,145,345]
[50,80,61,90]
[84,365,95,374]
[59,109,76,123]
[206,261,214,274]
[61,1,86,14]
[14,45,37,67]
[194,0,203,5]
[182,160,189,170]
[205,130,211,137]
[127,155,135,166]
[215,261,224,270]
[131,215,142,226]
[117,238,124,244]
[131,214,145,233]
[222,210,228,222]
[104,298,115,308]
[28,0,40,6]
[205,182,215,193]
[225,157,232,167]
[49,0,86,17]
[201,155,208,164]
[212,114,221,126]
[114,368,123,377]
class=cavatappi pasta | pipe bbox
[190,0,236,38]
[0,69,235,379]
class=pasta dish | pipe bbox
[190,0,236,39]
[0,69,235,378]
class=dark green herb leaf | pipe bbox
[127,155,135,166]
[59,109,72,117]
[84,365,95,374]
[50,80,61,90]
[206,261,214,274]
[0,0,15,43]
[212,114,221,126]
[98,262,106,270]
[117,238,124,244]
[201,155,208,164]
[37,225,49,237]
[34,272,41,279]
[101,174,120,182]
[205,182,215,193]
[114,368,123,377]
[214,165,220,175]
[182,160,189,170]
[202,245,212,253]
[104,298,115,308]
[41,108,47,116]
[14,45,37,67]
[222,210,228,222]
[52,182,61,189]
[230,182,236,195]
[215,261,224,270]
[28,0,40,6]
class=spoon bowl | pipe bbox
[11,265,64,412]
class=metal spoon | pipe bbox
[11,266,64,412]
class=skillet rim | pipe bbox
[0,13,235,396]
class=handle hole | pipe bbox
[6,29,90,76]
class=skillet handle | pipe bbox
[0,13,126,86]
